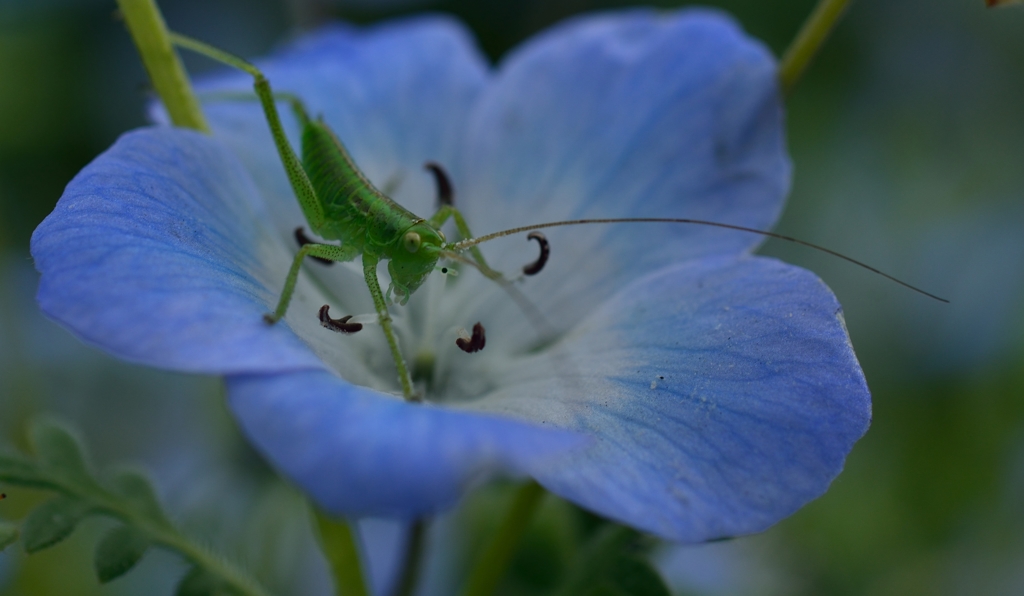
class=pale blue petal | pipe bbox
[192,17,489,231]
[226,370,587,516]
[30,10,859,543]
[470,256,870,542]
[31,128,323,374]
[459,8,787,261]
[443,9,790,344]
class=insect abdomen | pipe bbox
[301,122,417,245]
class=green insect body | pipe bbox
[172,33,493,401]
[169,32,946,403]
[299,115,447,301]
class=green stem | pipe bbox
[3,469,270,596]
[81,492,271,596]
[778,0,853,96]
[312,509,371,596]
[145,523,273,596]
[460,481,546,596]
[116,0,209,132]
[392,520,427,596]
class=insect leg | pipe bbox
[362,252,417,401]
[420,163,500,278]
[169,33,326,231]
[295,227,334,265]
[429,205,503,281]
[264,242,358,324]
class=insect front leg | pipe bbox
[422,163,502,280]
[429,205,503,282]
[265,242,358,324]
[361,252,417,401]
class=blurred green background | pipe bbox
[1,0,1023,594]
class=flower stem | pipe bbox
[459,481,546,596]
[312,509,371,596]
[116,0,209,132]
[778,0,853,96]
[392,519,427,596]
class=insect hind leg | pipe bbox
[170,32,326,231]
[194,90,314,128]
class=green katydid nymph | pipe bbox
[169,33,946,403]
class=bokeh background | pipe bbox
[1,0,1023,594]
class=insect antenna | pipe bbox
[452,218,949,303]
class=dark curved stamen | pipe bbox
[319,305,362,333]
[424,162,454,206]
[522,232,550,276]
[456,322,486,353]
[295,227,334,266]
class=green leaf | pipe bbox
[0,453,52,488]
[29,419,95,488]
[312,509,370,596]
[109,468,170,526]
[21,495,92,553]
[95,525,151,583]
[0,521,18,551]
[176,567,234,596]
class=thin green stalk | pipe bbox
[392,520,427,596]
[460,481,546,596]
[39,476,270,596]
[779,0,853,96]
[116,0,209,132]
[143,522,273,596]
[312,509,371,596]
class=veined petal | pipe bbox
[459,8,787,261]
[192,17,489,234]
[226,370,587,515]
[470,256,870,542]
[30,7,864,542]
[31,128,324,374]
[444,9,790,344]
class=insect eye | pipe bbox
[403,231,422,253]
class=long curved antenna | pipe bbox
[451,217,949,303]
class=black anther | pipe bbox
[295,227,334,266]
[424,162,454,207]
[319,305,363,333]
[522,232,550,276]
[456,322,486,353]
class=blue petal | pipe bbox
[442,9,790,345]
[459,8,788,261]
[469,256,870,542]
[31,128,323,374]
[192,17,489,228]
[226,370,586,516]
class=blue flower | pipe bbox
[31,9,870,542]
